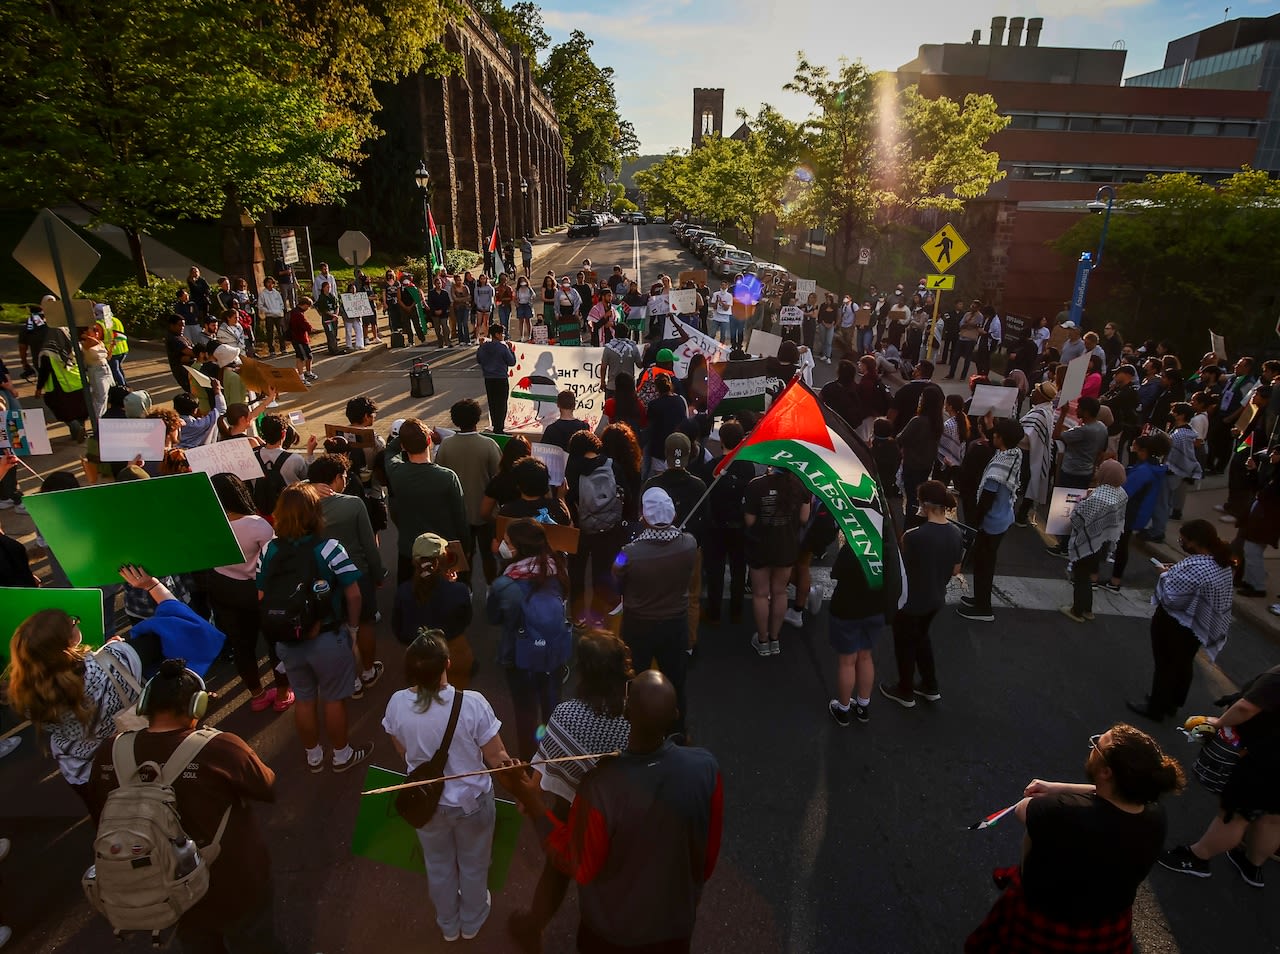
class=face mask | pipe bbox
[499,540,514,560]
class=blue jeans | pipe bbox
[815,323,835,359]
[498,303,511,333]
[108,353,128,387]
[416,788,495,938]
[858,327,875,354]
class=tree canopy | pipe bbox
[1053,168,1280,354]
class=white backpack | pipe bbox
[83,729,230,941]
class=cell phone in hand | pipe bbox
[1150,557,1168,569]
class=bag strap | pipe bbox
[432,689,465,768]
[112,730,143,787]
[96,645,142,702]
[158,728,222,787]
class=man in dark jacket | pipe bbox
[1102,364,1141,461]
[644,434,707,653]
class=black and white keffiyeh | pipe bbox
[1156,554,1234,660]
[534,699,630,802]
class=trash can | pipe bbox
[409,360,434,398]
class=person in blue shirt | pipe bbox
[1105,433,1171,592]
[476,323,516,433]
[957,418,1024,623]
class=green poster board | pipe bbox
[481,432,511,450]
[1,587,105,662]
[22,472,243,587]
[351,765,524,892]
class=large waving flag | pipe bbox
[427,208,445,276]
[717,378,894,589]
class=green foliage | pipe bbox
[80,281,183,338]
[399,249,483,285]
[541,31,639,205]
[474,0,550,64]
[613,197,639,215]
[1052,169,1280,354]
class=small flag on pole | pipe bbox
[427,208,445,276]
[967,802,1020,831]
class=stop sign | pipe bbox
[337,230,371,267]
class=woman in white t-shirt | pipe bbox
[208,473,293,712]
[382,631,515,943]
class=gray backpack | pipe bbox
[83,729,230,941]
[577,457,623,533]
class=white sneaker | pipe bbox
[0,925,11,948]
[1270,603,1280,617]
[0,738,19,760]
[784,607,804,628]
[0,500,12,510]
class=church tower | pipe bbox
[692,88,724,148]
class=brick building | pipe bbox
[898,17,1270,328]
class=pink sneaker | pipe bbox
[250,688,277,712]
[273,688,296,712]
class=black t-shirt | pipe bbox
[165,330,192,367]
[1022,793,1166,922]
[645,395,688,455]
[0,534,37,587]
[484,469,520,507]
[743,473,803,566]
[542,418,590,451]
[1239,665,1280,758]
[817,302,838,326]
[900,520,963,615]
[644,468,708,540]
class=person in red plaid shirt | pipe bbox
[966,724,1184,953]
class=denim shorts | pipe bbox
[275,628,356,701]
[828,614,885,654]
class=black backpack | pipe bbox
[709,459,751,529]
[259,541,327,644]
[253,450,293,518]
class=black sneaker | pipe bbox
[1044,545,1069,559]
[853,703,870,723]
[879,682,917,708]
[1102,582,1122,593]
[360,660,385,691]
[1227,847,1264,888]
[957,605,995,622]
[960,595,977,608]
[828,700,851,726]
[1159,845,1211,879]
[914,685,943,702]
[333,742,374,774]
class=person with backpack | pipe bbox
[84,658,279,951]
[565,431,627,625]
[385,419,472,584]
[381,631,516,944]
[256,483,373,774]
[252,414,308,520]
[487,519,574,760]
[614,488,698,735]
[644,433,707,653]
[702,420,754,627]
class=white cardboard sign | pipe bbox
[748,329,784,359]
[663,316,731,377]
[968,384,1019,418]
[795,278,817,296]
[778,305,803,327]
[532,442,569,487]
[342,293,374,318]
[668,288,698,315]
[183,439,266,482]
[1057,352,1091,405]
[99,418,166,462]
[1045,486,1090,536]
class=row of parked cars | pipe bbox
[671,220,777,279]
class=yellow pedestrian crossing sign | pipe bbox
[921,223,968,273]
[926,274,955,291]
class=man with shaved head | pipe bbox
[503,670,723,953]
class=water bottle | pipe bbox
[171,836,200,879]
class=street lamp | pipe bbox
[414,160,432,260]
[520,177,529,237]
[1068,185,1116,327]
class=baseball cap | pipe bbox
[655,348,676,364]
[665,432,691,469]
[412,532,448,560]
[1060,321,1077,329]
[389,418,406,440]
[642,487,676,527]
[213,344,241,368]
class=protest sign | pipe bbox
[794,278,817,296]
[1211,330,1227,362]
[1058,352,1090,405]
[647,293,670,317]
[747,329,784,359]
[778,305,803,328]
[1045,486,1090,536]
[506,343,604,435]
[968,384,1019,419]
[98,418,166,462]
[708,359,768,414]
[341,293,374,318]
[663,316,731,378]
[23,472,243,586]
[238,357,308,394]
[855,307,873,328]
[531,442,569,487]
[678,269,706,287]
[668,288,698,315]
[324,423,378,450]
[351,765,522,891]
[185,364,212,389]
[1,588,105,660]
[495,515,580,554]
[2,407,52,456]
[1048,324,1071,356]
[183,439,265,482]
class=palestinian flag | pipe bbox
[1236,431,1254,455]
[708,358,767,414]
[717,378,893,588]
[427,208,445,276]
[967,802,1019,831]
[487,221,501,254]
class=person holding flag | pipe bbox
[485,222,502,282]
[957,418,1025,623]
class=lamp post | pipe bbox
[414,160,432,261]
[1068,185,1116,328]
[520,177,529,237]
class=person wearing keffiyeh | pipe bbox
[1127,519,1235,722]
[958,418,1025,623]
[1016,382,1058,526]
[1061,461,1128,623]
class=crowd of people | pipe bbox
[2,243,1278,954]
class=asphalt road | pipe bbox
[2,224,1278,953]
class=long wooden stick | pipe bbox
[361,751,620,797]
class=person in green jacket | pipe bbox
[384,419,471,585]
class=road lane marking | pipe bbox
[633,225,642,288]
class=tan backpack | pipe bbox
[82,729,230,941]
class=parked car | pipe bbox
[671,220,686,234]
[569,212,601,238]
[681,228,710,247]
[714,248,755,277]
[619,212,633,224]
[651,215,666,224]
[701,239,730,264]
[691,234,721,257]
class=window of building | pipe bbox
[1095,117,1127,133]
[1067,116,1094,131]
[1221,122,1253,137]
[1033,115,1066,130]
[1159,120,1189,134]
[1129,119,1158,134]
[1006,114,1035,129]
[1190,121,1218,136]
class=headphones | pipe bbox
[136,666,209,721]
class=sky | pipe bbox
[534,0,1273,153]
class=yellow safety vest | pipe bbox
[46,355,83,393]
[98,317,129,356]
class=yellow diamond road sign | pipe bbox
[921,223,968,274]
[926,273,955,291]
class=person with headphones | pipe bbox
[85,658,280,952]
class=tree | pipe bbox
[474,0,550,65]
[613,196,638,216]
[541,31,638,206]
[1052,169,1280,355]
[761,56,1008,282]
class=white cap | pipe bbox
[641,487,676,527]
[1060,321,1077,329]
[389,418,406,439]
[213,344,241,368]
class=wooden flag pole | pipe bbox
[361,751,620,797]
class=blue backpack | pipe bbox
[514,579,572,674]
